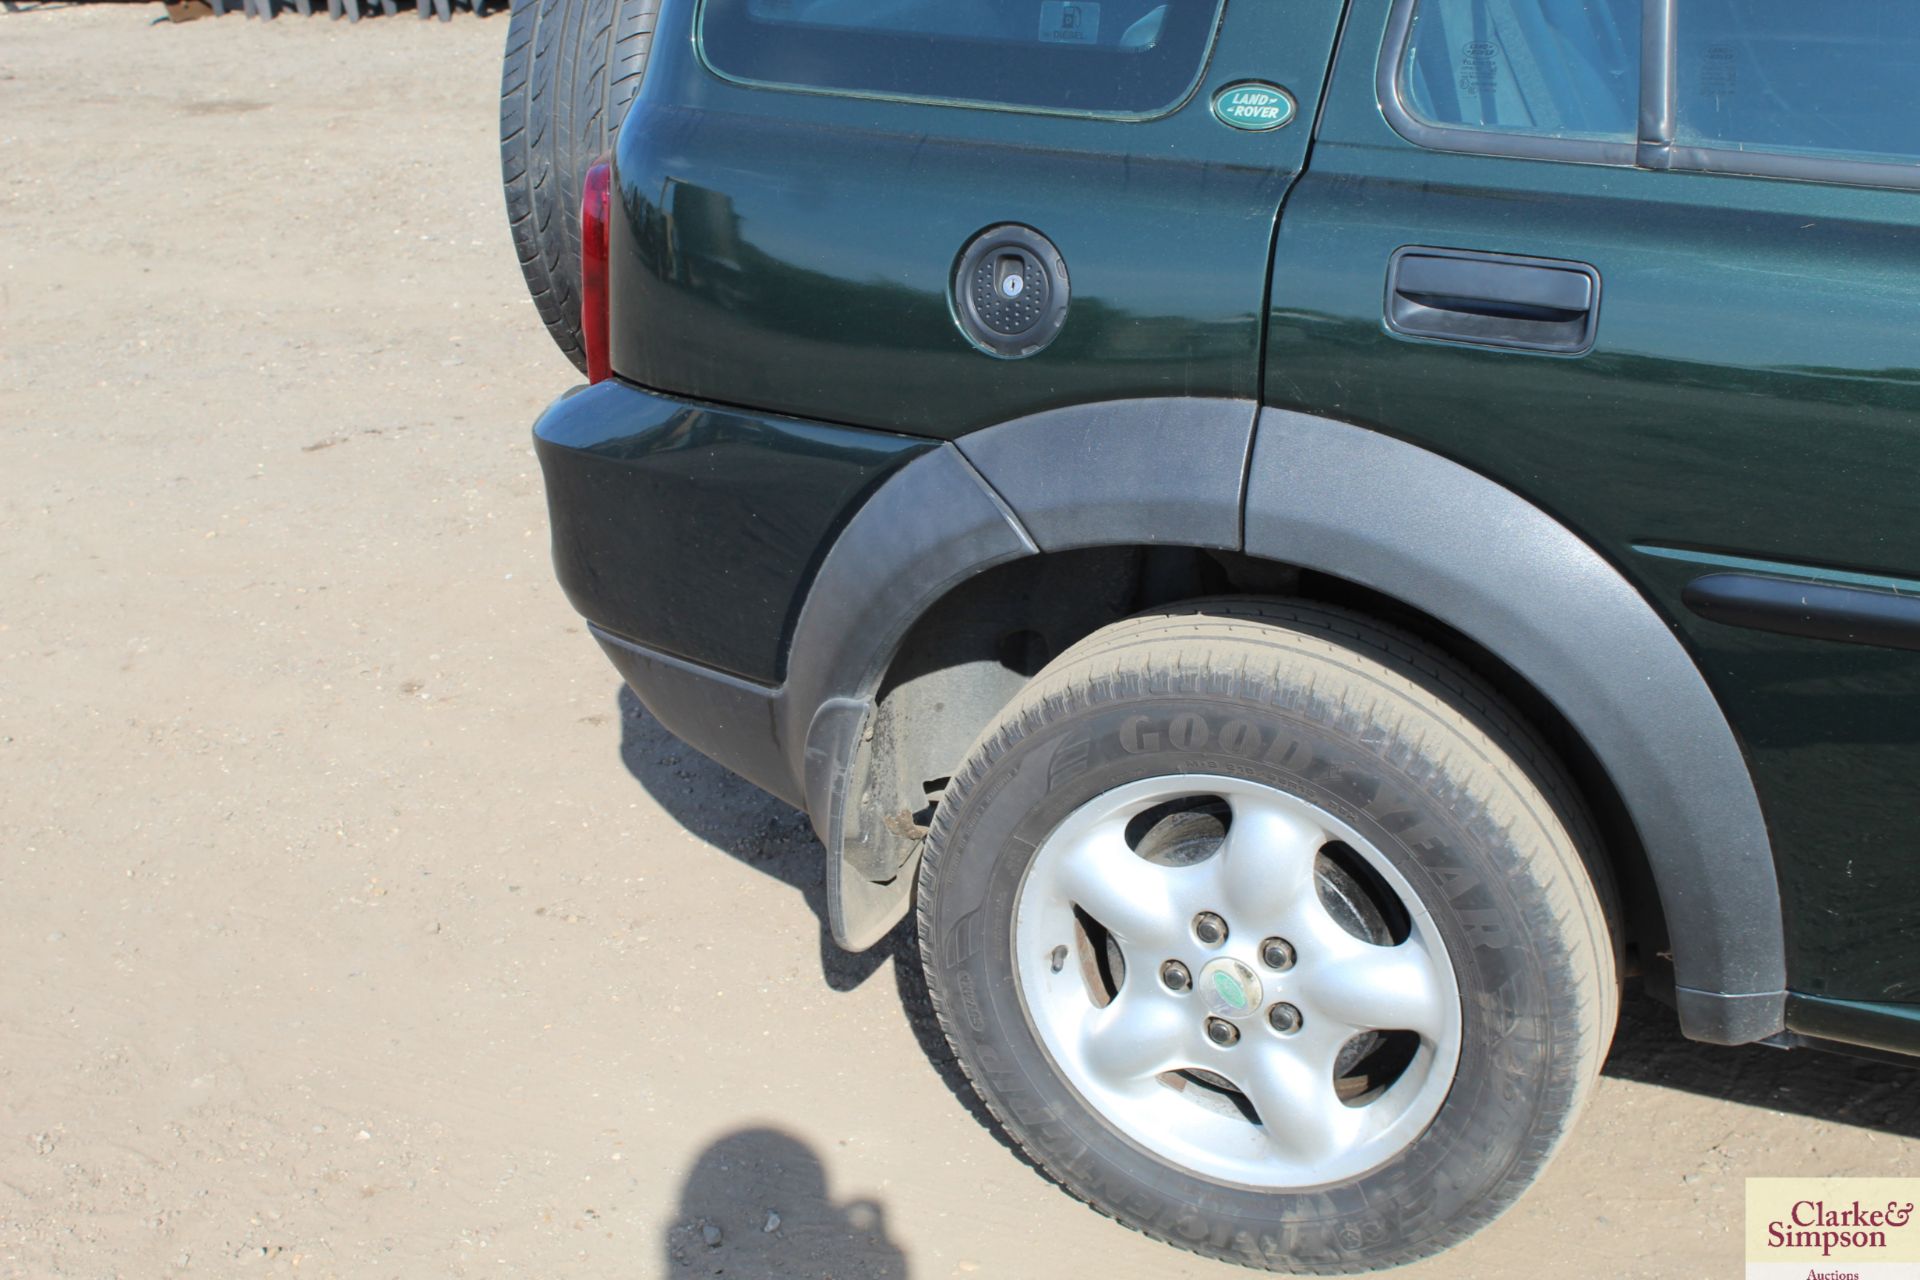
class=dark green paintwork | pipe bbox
[534,380,929,682]
[1275,0,1920,1006]
[607,0,1345,438]
[569,0,1920,1021]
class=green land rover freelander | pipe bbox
[497,0,1920,1269]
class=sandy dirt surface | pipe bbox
[1,7,1917,1278]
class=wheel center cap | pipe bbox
[1197,958,1263,1020]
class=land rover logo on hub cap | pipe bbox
[1199,958,1263,1018]
[1211,82,1296,132]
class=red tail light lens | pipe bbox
[580,161,612,384]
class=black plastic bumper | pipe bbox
[589,622,800,806]
[532,379,930,804]
[533,379,929,685]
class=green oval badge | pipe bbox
[1211,971,1248,1011]
[1211,81,1296,132]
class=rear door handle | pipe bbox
[1386,247,1601,354]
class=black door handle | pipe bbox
[1386,247,1601,354]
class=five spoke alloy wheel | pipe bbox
[916,602,1619,1270]
[1013,774,1462,1188]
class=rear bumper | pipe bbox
[533,379,930,684]
[532,378,930,805]
[588,622,798,806]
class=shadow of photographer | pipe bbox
[666,1128,910,1279]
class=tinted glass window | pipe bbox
[1399,0,1638,140]
[1676,2,1920,164]
[700,0,1225,116]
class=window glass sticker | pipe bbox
[1040,2,1100,44]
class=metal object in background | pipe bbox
[185,0,483,19]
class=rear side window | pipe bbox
[699,0,1226,117]
[1676,1,1920,165]
[1397,0,1639,141]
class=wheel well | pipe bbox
[860,544,1668,976]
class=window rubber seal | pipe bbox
[1374,0,1638,167]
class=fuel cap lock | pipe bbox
[952,224,1070,359]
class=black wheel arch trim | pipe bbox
[1243,407,1783,1043]
[775,443,1037,950]
[777,399,1253,948]
[771,398,1785,1043]
[951,398,1256,554]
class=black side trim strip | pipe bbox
[1786,993,1920,1060]
[1682,573,1920,653]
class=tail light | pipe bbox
[580,161,612,384]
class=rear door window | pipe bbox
[1676,1,1920,165]
[699,0,1227,117]
[1397,0,1639,142]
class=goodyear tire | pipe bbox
[916,601,1619,1272]
[499,0,658,371]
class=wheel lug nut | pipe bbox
[1268,1002,1303,1034]
[1160,960,1192,992]
[1260,937,1296,971]
[1192,912,1228,947]
[1204,1017,1240,1047]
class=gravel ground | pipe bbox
[2,7,1918,1279]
